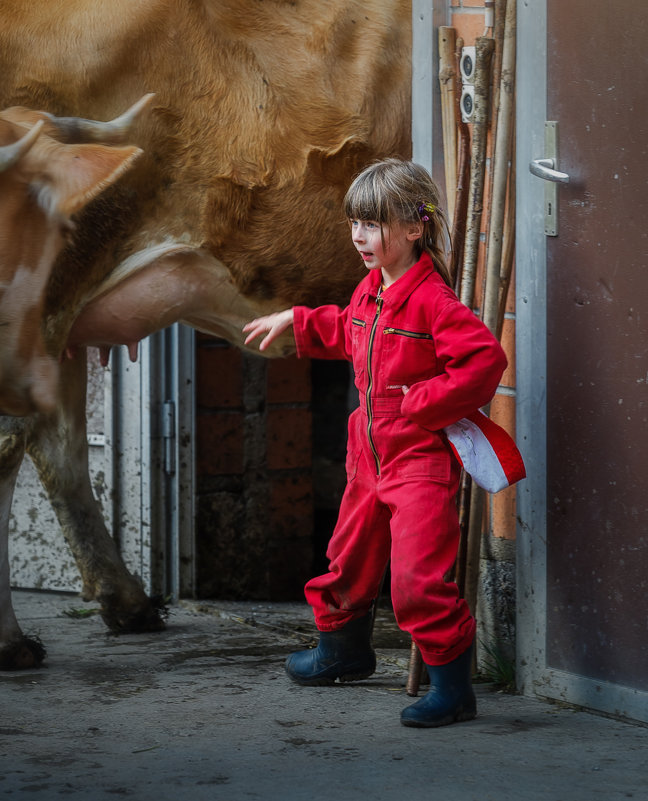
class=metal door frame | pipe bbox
[412,0,448,194]
[515,0,648,723]
[106,324,195,601]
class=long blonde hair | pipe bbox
[343,158,452,287]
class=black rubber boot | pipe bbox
[400,643,477,728]
[285,612,376,686]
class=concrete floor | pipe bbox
[1,590,647,801]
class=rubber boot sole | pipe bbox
[400,703,477,728]
[285,660,376,686]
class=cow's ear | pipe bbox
[36,143,142,217]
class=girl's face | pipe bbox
[349,219,422,285]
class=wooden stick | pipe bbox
[464,162,515,624]
[482,0,508,301]
[483,0,516,336]
[463,476,486,618]
[406,640,424,696]
[464,6,517,622]
[455,471,472,597]
[450,35,472,607]
[459,37,495,309]
[489,0,508,155]
[496,139,516,340]
[458,36,494,619]
[438,26,458,222]
[450,37,471,292]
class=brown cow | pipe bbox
[0,112,155,666]
[0,0,411,667]
[0,110,144,415]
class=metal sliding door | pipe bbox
[10,326,195,601]
[516,0,648,723]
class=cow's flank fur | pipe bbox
[1,0,410,352]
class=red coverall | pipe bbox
[292,253,507,666]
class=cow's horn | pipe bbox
[46,93,155,144]
[0,119,44,172]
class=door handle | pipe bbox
[532,122,566,236]
[529,157,569,183]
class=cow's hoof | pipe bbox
[99,595,168,634]
[0,636,47,670]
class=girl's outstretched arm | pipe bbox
[243,309,295,352]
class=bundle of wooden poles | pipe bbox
[406,0,517,695]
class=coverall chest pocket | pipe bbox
[351,317,367,381]
[382,327,437,386]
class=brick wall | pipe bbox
[194,334,316,600]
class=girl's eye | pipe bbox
[349,219,379,230]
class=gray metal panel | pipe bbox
[411,0,447,191]
[107,339,157,592]
[107,324,195,600]
[161,324,196,600]
[515,0,548,697]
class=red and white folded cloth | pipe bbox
[444,410,526,494]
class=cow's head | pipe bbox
[0,108,145,416]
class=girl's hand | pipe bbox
[243,309,294,352]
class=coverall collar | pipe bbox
[364,252,438,312]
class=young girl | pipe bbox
[243,159,507,728]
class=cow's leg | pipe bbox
[0,417,47,668]
[25,355,165,634]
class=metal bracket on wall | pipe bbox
[529,121,570,236]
